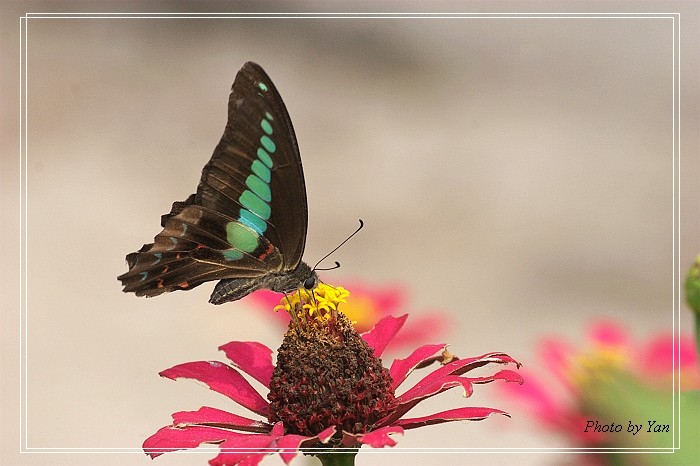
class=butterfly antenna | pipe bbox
[309,287,318,310]
[312,219,364,271]
[315,261,340,272]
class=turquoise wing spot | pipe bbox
[257,148,273,168]
[152,253,162,265]
[261,118,273,136]
[260,135,276,153]
[245,174,272,202]
[240,190,271,219]
[239,208,267,234]
[251,160,271,183]
[226,222,260,253]
[223,249,244,261]
[231,114,276,244]
[258,82,268,92]
[140,271,148,282]
[169,237,178,244]
[181,223,188,235]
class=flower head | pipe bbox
[144,284,523,465]
[499,320,700,452]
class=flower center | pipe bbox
[569,347,627,388]
[268,308,397,444]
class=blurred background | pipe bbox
[2,1,699,465]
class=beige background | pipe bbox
[2,2,699,465]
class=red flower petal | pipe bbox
[643,334,699,373]
[171,407,271,433]
[278,426,336,464]
[350,282,404,313]
[389,344,447,390]
[397,374,474,405]
[247,289,283,310]
[588,320,629,347]
[275,434,311,465]
[361,314,408,357]
[388,313,451,350]
[397,352,519,397]
[383,355,522,424]
[467,369,525,385]
[219,341,275,388]
[252,283,452,354]
[415,352,520,382]
[143,425,240,458]
[208,432,278,466]
[160,361,269,417]
[396,369,522,406]
[498,368,564,426]
[394,406,509,429]
[538,338,575,388]
[305,425,337,445]
[498,369,595,443]
[357,425,403,447]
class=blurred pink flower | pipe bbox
[500,320,700,448]
[144,314,522,465]
[247,280,451,351]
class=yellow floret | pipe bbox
[275,283,350,323]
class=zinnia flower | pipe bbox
[247,280,451,352]
[143,284,523,465]
[498,320,700,464]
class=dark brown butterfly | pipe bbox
[118,62,317,304]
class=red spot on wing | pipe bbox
[179,281,190,289]
[258,243,275,261]
[162,266,169,273]
[156,279,164,288]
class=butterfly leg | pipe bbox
[282,292,299,323]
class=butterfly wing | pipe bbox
[197,62,308,268]
[118,62,308,298]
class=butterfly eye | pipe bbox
[303,276,317,290]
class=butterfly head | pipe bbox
[303,274,318,291]
[268,260,318,295]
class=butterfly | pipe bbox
[118,62,318,305]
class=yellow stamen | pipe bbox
[275,284,351,326]
[569,347,628,387]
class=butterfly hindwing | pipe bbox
[118,62,311,301]
[119,196,284,297]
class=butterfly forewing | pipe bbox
[118,62,310,300]
[197,63,308,269]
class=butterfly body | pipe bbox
[210,262,316,305]
[118,62,315,305]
